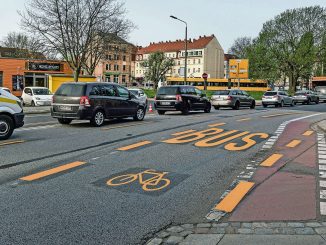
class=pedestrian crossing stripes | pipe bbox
[318,133,326,215]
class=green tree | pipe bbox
[255,6,326,92]
[141,52,174,89]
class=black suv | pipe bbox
[51,82,146,126]
[154,85,211,115]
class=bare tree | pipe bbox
[19,0,133,81]
[1,32,47,59]
[228,37,252,58]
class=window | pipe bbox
[106,64,109,70]
[116,86,129,98]
[178,61,180,65]
[122,75,126,83]
[0,72,2,87]
[90,86,101,96]
[193,68,196,73]
[123,56,126,61]
[101,85,117,96]
[193,60,196,64]
[108,55,112,60]
[114,75,119,83]
[199,51,202,55]
[55,84,86,96]
[188,68,190,73]
[198,59,201,64]
[198,68,201,73]
[195,88,202,96]
[123,65,126,71]
[109,64,111,70]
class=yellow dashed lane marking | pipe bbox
[117,141,152,151]
[261,113,300,118]
[172,130,196,136]
[237,118,251,122]
[260,154,283,167]
[0,140,25,147]
[208,123,226,127]
[303,130,314,136]
[286,140,301,148]
[215,181,255,213]
[20,161,86,181]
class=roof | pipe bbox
[137,35,215,54]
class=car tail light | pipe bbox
[273,95,279,99]
[262,96,265,99]
[227,96,232,100]
[80,96,91,107]
[176,94,182,102]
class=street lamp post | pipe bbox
[170,15,187,83]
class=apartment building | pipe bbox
[94,35,137,86]
[135,35,224,82]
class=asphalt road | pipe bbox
[0,103,325,244]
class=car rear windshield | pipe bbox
[264,92,277,96]
[55,84,86,97]
[157,87,179,95]
[33,88,51,95]
[213,91,230,95]
[295,92,307,95]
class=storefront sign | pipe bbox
[28,62,61,72]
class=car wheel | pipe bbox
[307,98,311,105]
[31,100,35,107]
[214,106,220,110]
[0,115,14,140]
[263,104,267,108]
[280,100,284,107]
[91,110,105,127]
[57,118,72,125]
[294,102,297,105]
[290,101,295,107]
[233,101,240,110]
[316,98,319,104]
[204,103,211,113]
[134,107,145,121]
[157,110,166,115]
[250,101,256,109]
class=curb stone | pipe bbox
[146,222,326,244]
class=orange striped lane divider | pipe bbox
[215,181,255,213]
[117,141,152,151]
[20,161,87,181]
[260,154,283,167]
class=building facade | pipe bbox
[135,35,225,83]
[0,57,73,96]
[94,36,137,86]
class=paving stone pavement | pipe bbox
[146,222,326,244]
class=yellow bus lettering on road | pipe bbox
[195,131,250,148]
[163,128,224,144]
[224,133,269,151]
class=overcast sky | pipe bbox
[1,0,325,52]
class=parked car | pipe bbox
[315,86,326,103]
[0,88,24,140]
[0,87,11,94]
[293,90,319,104]
[262,91,294,107]
[128,88,148,105]
[210,89,255,110]
[21,87,53,106]
[154,85,211,115]
[51,82,146,127]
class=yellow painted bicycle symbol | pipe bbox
[107,169,171,192]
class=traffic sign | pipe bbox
[202,73,208,79]
[229,59,249,79]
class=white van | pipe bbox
[0,88,25,140]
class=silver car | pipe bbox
[315,86,326,102]
[128,88,148,105]
[262,91,294,107]
[293,90,319,104]
[210,89,255,110]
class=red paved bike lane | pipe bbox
[230,120,318,221]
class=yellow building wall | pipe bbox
[48,75,96,93]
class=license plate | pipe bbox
[59,105,72,111]
[161,102,171,105]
